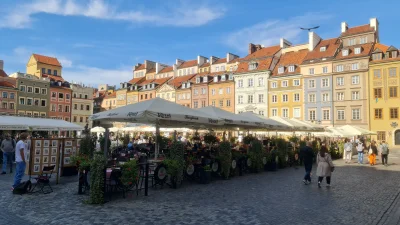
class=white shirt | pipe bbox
[15,140,26,162]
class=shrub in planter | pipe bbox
[165,141,185,188]
[199,165,212,184]
[204,133,218,146]
[218,141,232,179]
[263,151,272,171]
[248,140,263,173]
[120,160,138,188]
[243,135,256,145]
[123,134,130,146]
[87,154,107,204]
[230,137,236,145]
[275,138,288,168]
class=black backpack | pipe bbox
[13,180,32,195]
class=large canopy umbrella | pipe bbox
[289,118,324,131]
[91,126,105,133]
[0,116,84,131]
[90,97,222,158]
[239,112,290,131]
[336,125,377,136]
[270,116,312,131]
[109,127,120,132]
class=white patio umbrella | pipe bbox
[0,116,83,131]
[336,125,377,136]
[290,118,324,131]
[91,126,105,133]
[239,112,290,131]
[108,127,120,132]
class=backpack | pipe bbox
[13,180,32,195]
[381,144,389,155]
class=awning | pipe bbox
[0,116,84,131]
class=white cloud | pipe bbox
[225,13,333,53]
[0,0,224,29]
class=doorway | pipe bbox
[395,130,400,145]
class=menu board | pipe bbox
[61,138,80,168]
[26,139,60,176]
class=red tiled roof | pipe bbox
[228,58,242,64]
[33,54,62,67]
[178,60,197,69]
[169,74,197,88]
[0,69,7,78]
[42,74,64,82]
[128,77,145,85]
[153,77,172,86]
[243,45,281,60]
[147,68,156,73]
[303,38,340,62]
[236,58,274,73]
[140,79,155,85]
[199,62,210,68]
[135,64,146,70]
[374,43,389,52]
[159,66,173,73]
[335,43,374,60]
[213,58,227,64]
[341,24,375,37]
[104,92,116,99]
[272,49,309,76]
[0,81,15,88]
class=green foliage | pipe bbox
[299,141,307,148]
[218,141,232,179]
[157,135,170,150]
[249,140,264,172]
[191,131,201,141]
[120,160,138,186]
[203,165,211,171]
[164,159,180,176]
[275,138,288,167]
[123,134,130,146]
[71,154,91,171]
[99,135,111,152]
[288,136,299,144]
[243,135,256,145]
[229,137,236,144]
[165,141,185,185]
[87,154,107,204]
[204,132,218,145]
[79,134,97,158]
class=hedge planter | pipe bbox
[199,168,211,184]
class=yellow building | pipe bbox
[369,43,400,146]
[26,54,62,77]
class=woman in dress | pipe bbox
[316,144,335,188]
[368,141,378,166]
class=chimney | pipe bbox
[370,18,378,31]
[341,22,348,33]
[280,38,292,48]
[134,63,142,71]
[248,43,256,54]
[175,59,184,67]
[308,32,321,51]
[155,62,165,74]
[210,56,219,65]
[197,56,207,66]
[0,60,3,70]
[255,44,262,51]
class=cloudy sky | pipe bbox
[1,0,399,87]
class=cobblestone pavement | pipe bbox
[2,151,400,225]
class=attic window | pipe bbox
[320,46,326,52]
[288,65,295,73]
[221,75,226,81]
[355,47,361,54]
[213,76,218,82]
[392,51,398,58]
[248,62,258,70]
[342,49,349,56]
[203,77,208,83]
[196,78,200,84]
[373,53,382,61]
[322,58,327,61]
[182,83,186,89]
[278,66,284,74]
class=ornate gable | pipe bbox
[157,83,175,92]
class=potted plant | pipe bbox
[204,132,218,150]
[248,140,263,173]
[164,141,185,189]
[218,141,232,179]
[199,165,212,184]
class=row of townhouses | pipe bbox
[94,18,400,146]
[0,54,94,129]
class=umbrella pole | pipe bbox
[155,122,160,160]
[104,128,109,158]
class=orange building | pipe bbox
[48,76,72,121]
[0,71,18,114]
[208,71,235,112]
[138,77,171,102]
[191,73,212,109]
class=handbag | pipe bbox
[369,148,373,154]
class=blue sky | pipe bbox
[1,0,400,87]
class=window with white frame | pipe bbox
[271,82,277,88]
[258,94,264,103]
[322,78,329,87]
[336,77,344,86]
[282,109,289,118]
[309,68,315,75]
[293,79,300,86]
[238,95,243,104]
[219,100,223,107]
[249,62,258,70]
[221,75,226,81]
[352,109,361,120]
[226,87,231,94]
[202,88,206,95]
[238,80,243,88]
[272,95,277,103]
[354,47,361,54]
[351,63,359,70]
[348,39,355,46]
[271,109,278,116]
[337,92,344,101]
[342,49,349,56]
[258,77,264,86]
[211,89,215,95]
[322,93,329,102]
[308,94,316,103]
[308,80,315,88]
[389,68,397,77]
[282,94,288,102]
[219,88,223,95]
[352,91,360,100]
[215,66,219,72]
[248,78,253,87]
[288,65,295,72]
[337,110,345,120]
[194,89,199,95]
[336,65,344,72]
[213,76,218,82]
[278,66,284,74]
[294,93,300,102]
[309,110,316,121]
[259,111,264,116]
[322,66,328,74]
[323,110,330,120]
[293,108,301,118]
[320,46,326,52]
[282,80,288,87]
[352,75,360,84]
[221,66,225,71]
[248,95,253,104]
[194,101,198,108]
[203,77,208,83]
[360,37,367,44]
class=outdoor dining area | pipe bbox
[79,97,377,203]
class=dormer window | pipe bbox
[392,51,398,58]
[215,66,219,72]
[320,46,326,52]
[187,82,191,88]
[203,77,208,83]
[213,76,218,82]
[228,74,233,80]
[196,78,200,84]
[144,85,148,89]
[248,62,258,70]
[288,65,295,73]
[342,49,349,56]
[182,83,186,89]
[278,66,284,74]
[373,53,382,61]
[360,37,367,44]
[221,75,226,81]
[355,47,361,54]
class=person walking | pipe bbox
[317,145,334,188]
[368,141,378,166]
[300,141,314,185]
[12,133,28,190]
[356,142,364,164]
[380,140,389,166]
[344,139,353,163]
[1,134,16,174]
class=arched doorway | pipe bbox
[395,130,400,145]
